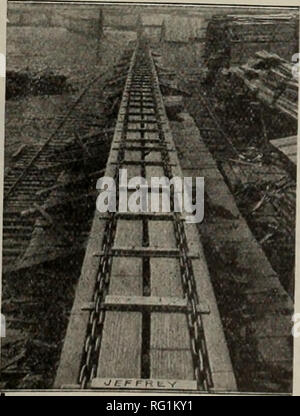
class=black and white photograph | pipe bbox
[0,1,299,395]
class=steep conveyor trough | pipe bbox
[55,40,236,393]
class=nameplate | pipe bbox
[91,378,197,390]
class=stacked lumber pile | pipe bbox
[204,13,298,66]
[229,50,298,120]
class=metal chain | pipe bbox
[174,219,213,390]
[79,214,116,388]
[78,44,213,391]
[149,49,214,391]
[78,49,133,388]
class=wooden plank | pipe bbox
[115,212,177,220]
[149,220,194,380]
[126,131,142,140]
[103,295,188,311]
[150,258,182,296]
[144,131,160,140]
[270,136,297,165]
[124,150,141,161]
[281,144,297,157]
[109,258,143,295]
[145,166,171,213]
[145,166,165,181]
[173,111,293,391]
[145,151,162,162]
[170,113,238,391]
[110,247,181,257]
[97,220,143,378]
[270,135,297,148]
[126,165,142,180]
[96,312,142,378]
[55,49,137,387]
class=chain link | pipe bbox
[149,48,214,391]
[78,47,135,389]
[176,218,214,390]
[79,213,116,388]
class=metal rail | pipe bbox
[2,61,122,272]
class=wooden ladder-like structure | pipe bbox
[55,41,236,393]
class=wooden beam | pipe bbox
[149,220,194,380]
[96,220,143,378]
